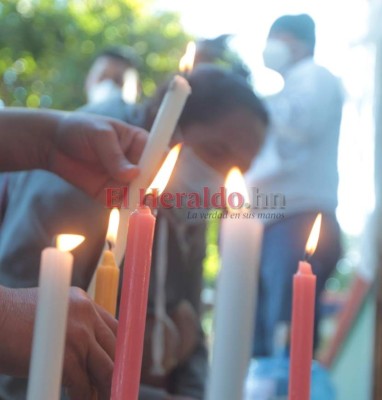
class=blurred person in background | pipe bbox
[82,46,142,122]
[246,14,344,357]
[138,65,268,400]
[194,34,251,79]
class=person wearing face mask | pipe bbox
[246,14,344,357]
[81,46,143,123]
[140,65,268,400]
[0,65,268,399]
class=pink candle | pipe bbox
[289,261,316,400]
[111,145,181,400]
[289,214,322,400]
[111,205,156,400]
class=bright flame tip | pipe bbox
[106,208,120,246]
[56,234,85,252]
[305,213,322,257]
[146,144,182,196]
[179,41,196,73]
[224,167,250,210]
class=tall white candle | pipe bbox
[206,168,263,400]
[114,75,191,266]
[151,217,169,375]
[27,234,85,400]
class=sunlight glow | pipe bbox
[152,0,374,235]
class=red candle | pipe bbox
[111,144,181,400]
[111,205,155,400]
[289,213,322,400]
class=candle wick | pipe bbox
[143,194,159,217]
[142,193,149,206]
[106,240,113,251]
[180,71,190,79]
[303,251,312,262]
[52,235,57,247]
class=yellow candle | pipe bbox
[95,208,120,316]
[95,250,119,315]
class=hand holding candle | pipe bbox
[0,283,119,399]
[288,213,322,400]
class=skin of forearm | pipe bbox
[0,109,64,172]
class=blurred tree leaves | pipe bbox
[0,0,190,110]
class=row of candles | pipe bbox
[25,43,321,400]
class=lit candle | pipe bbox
[206,168,263,400]
[27,234,85,400]
[179,41,196,74]
[288,213,322,400]
[111,145,181,400]
[114,75,191,266]
[94,208,120,316]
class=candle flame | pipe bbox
[179,41,196,73]
[147,144,182,196]
[56,234,85,252]
[305,213,322,257]
[224,167,250,210]
[106,208,120,246]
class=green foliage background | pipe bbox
[0,0,190,110]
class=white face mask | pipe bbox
[165,146,224,222]
[87,79,121,104]
[122,69,139,104]
[167,146,223,197]
[263,39,292,74]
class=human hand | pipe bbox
[0,285,117,400]
[49,112,148,200]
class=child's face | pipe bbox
[180,108,266,176]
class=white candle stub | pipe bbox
[27,234,84,400]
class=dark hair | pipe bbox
[143,64,268,130]
[195,34,251,80]
[96,46,141,69]
[270,14,316,53]
[179,65,268,127]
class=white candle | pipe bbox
[151,217,169,375]
[27,234,85,400]
[114,75,191,266]
[206,168,263,400]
